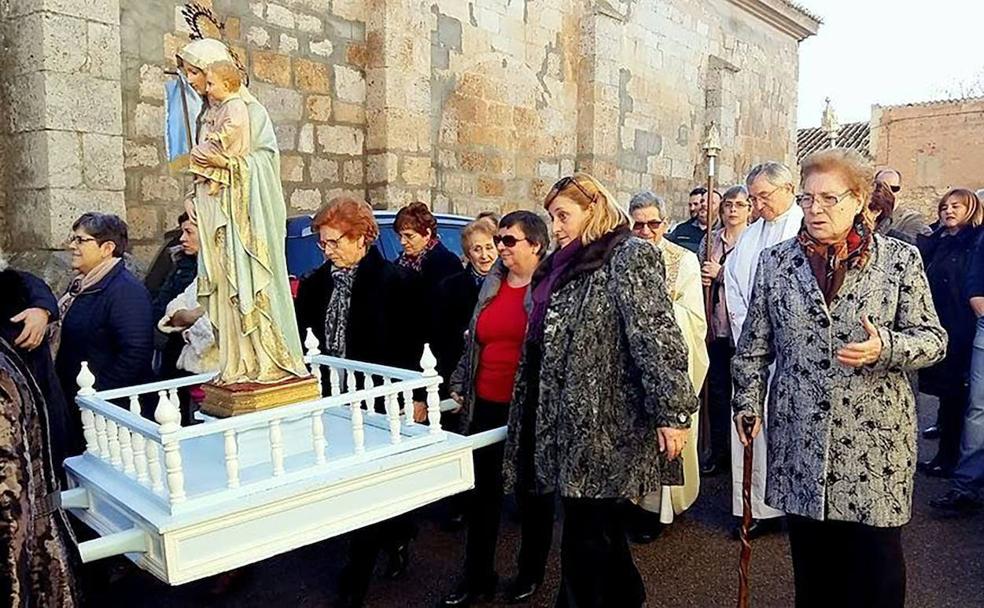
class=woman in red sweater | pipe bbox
[441,211,551,607]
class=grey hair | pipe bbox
[745,162,794,189]
[628,191,667,218]
[0,246,7,272]
[721,185,749,201]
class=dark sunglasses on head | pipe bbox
[889,185,901,193]
[493,235,527,248]
[632,220,664,232]
[547,175,597,205]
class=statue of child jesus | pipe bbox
[187,61,249,198]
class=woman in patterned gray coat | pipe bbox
[733,149,947,608]
[502,173,696,607]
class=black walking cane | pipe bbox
[737,415,755,608]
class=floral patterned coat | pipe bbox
[732,235,947,527]
[502,228,697,499]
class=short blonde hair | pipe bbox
[800,148,876,228]
[207,61,242,92]
[543,173,628,245]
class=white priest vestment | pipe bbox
[724,203,804,519]
[639,239,709,522]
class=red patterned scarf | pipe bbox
[797,214,873,305]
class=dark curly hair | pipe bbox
[393,201,437,237]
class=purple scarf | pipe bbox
[528,240,582,343]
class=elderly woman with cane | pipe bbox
[732,149,946,608]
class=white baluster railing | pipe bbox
[119,421,135,475]
[129,396,149,485]
[106,418,123,469]
[94,413,110,458]
[402,389,414,425]
[362,373,376,413]
[385,378,401,444]
[147,441,163,493]
[155,391,185,504]
[76,363,99,455]
[304,328,323,391]
[329,366,341,396]
[350,394,365,455]
[421,344,442,434]
[224,430,240,488]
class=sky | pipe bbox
[795,0,984,127]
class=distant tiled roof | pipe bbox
[782,0,822,23]
[797,121,870,162]
[875,95,984,110]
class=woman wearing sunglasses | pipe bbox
[441,211,553,607]
[502,173,695,607]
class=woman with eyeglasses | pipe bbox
[293,196,427,607]
[440,211,554,607]
[502,173,695,607]
[696,185,752,476]
[54,213,153,422]
[733,149,946,608]
[393,201,463,295]
[915,189,983,478]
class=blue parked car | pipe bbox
[285,211,472,289]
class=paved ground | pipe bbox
[101,395,984,607]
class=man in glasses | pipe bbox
[722,161,803,540]
[668,188,720,253]
[873,168,932,244]
[625,191,709,543]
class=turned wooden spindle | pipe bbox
[155,391,185,504]
[224,430,240,489]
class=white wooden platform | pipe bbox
[62,340,485,585]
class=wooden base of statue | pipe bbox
[200,375,321,417]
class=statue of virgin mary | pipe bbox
[175,38,308,386]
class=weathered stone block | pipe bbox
[127,206,160,241]
[346,43,367,69]
[297,123,315,153]
[246,26,270,48]
[478,176,505,197]
[8,130,82,190]
[334,65,365,103]
[296,14,322,33]
[124,141,159,168]
[280,33,299,54]
[316,125,364,156]
[333,102,365,125]
[367,152,398,184]
[281,154,305,182]
[306,95,333,121]
[252,51,292,87]
[88,22,121,80]
[6,0,120,25]
[138,64,167,101]
[265,3,295,29]
[50,188,126,247]
[290,188,322,211]
[402,156,431,186]
[295,58,331,93]
[251,83,304,122]
[309,157,339,183]
[141,175,182,202]
[82,133,125,190]
[275,123,297,151]
[6,12,85,76]
[331,0,366,24]
[343,160,364,185]
[309,38,334,58]
[133,102,165,139]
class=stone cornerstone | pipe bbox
[0,0,819,267]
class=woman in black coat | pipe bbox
[55,213,153,418]
[431,217,498,398]
[294,196,427,608]
[918,188,983,476]
[393,201,463,294]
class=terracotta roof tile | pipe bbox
[797,120,870,162]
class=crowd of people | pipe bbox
[2,146,982,608]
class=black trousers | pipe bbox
[556,497,645,608]
[464,398,555,585]
[787,515,905,608]
[706,337,735,468]
[935,387,971,469]
[343,515,416,603]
